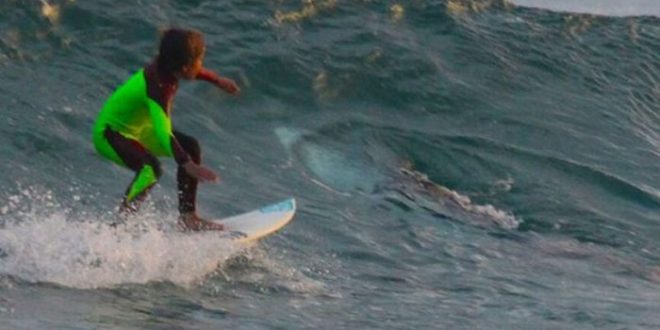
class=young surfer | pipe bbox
[92,28,239,231]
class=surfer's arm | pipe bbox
[146,99,217,182]
[196,68,240,95]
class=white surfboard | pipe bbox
[212,198,296,243]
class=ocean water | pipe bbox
[0,0,659,329]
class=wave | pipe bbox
[391,168,521,229]
[276,123,521,229]
[509,0,660,18]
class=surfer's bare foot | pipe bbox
[111,203,138,227]
[178,213,225,231]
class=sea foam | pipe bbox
[0,188,245,289]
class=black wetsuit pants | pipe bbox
[103,127,201,214]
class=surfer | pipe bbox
[92,28,239,231]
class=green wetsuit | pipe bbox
[93,64,196,206]
[93,63,223,210]
[93,69,174,165]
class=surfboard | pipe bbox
[212,198,296,243]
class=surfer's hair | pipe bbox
[157,28,205,73]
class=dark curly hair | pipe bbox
[157,28,205,74]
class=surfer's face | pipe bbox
[179,54,204,80]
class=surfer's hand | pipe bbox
[217,78,240,95]
[183,161,219,183]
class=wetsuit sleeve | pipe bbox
[197,68,240,95]
[146,99,191,165]
[196,68,223,86]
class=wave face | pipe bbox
[510,0,660,17]
[0,1,659,328]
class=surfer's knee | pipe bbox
[144,154,163,179]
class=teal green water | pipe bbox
[0,1,659,329]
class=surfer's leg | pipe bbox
[173,131,224,231]
[103,127,162,214]
[121,164,161,213]
[173,131,200,214]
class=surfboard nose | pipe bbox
[260,198,296,213]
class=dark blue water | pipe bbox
[1,1,659,329]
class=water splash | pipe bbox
[0,188,247,289]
